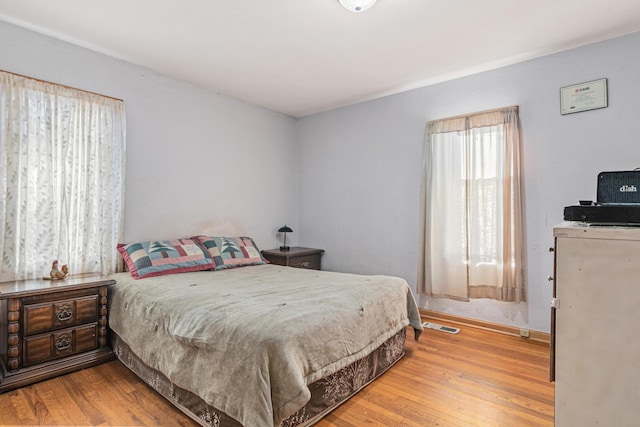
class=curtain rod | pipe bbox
[431,105,519,123]
[0,69,124,102]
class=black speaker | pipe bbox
[597,171,640,205]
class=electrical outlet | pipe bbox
[519,328,530,338]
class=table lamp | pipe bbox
[278,225,292,251]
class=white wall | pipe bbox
[298,32,640,333]
[0,21,299,250]
[3,19,640,334]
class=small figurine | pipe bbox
[46,260,69,280]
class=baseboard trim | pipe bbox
[419,309,550,344]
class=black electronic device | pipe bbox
[597,170,640,205]
[564,170,640,224]
[563,205,640,224]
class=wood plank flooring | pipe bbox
[0,324,554,426]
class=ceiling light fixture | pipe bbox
[338,0,377,13]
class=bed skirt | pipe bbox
[111,327,406,427]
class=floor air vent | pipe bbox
[422,322,460,334]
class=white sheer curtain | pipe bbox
[0,71,126,281]
[417,106,524,302]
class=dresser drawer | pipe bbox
[23,323,98,367]
[24,294,98,336]
[289,254,321,270]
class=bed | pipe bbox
[108,239,422,427]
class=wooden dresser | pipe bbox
[262,247,324,270]
[0,275,115,393]
[552,223,640,426]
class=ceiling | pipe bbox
[1,1,640,118]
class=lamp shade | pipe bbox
[338,0,377,13]
[278,225,293,233]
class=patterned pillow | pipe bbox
[192,236,267,270]
[117,239,214,279]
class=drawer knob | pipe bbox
[55,334,71,352]
[56,304,73,322]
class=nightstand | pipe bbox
[0,275,115,393]
[262,247,324,270]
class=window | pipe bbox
[0,71,126,281]
[418,106,524,302]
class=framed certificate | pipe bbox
[560,78,608,115]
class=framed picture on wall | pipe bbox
[560,78,608,115]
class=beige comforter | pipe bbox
[109,265,422,427]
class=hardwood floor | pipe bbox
[0,324,554,426]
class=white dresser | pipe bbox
[552,222,640,426]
